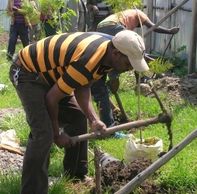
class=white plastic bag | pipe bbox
[0,129,20,148]
[124,134,163,163]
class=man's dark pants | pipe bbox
[9,63,88,194]
[7,24,29,59]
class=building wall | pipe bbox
[143,0,192,59]
[0,0,10,31]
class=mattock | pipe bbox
[70,112,172,144]
[69,84,173,146]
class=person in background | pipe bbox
[40,5,57,36]
[91,8,180,127]
[97,9,179,35]
[9,30,149,194]
[86,0,113,31]
[6,0,30,60]
[78,0,88,31]
[63,0,88,32]
[29,0,41,43]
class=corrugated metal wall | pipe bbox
[0,0,10,31]
[143,0,192,58]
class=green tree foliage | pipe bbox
[61,9,77,32]
[38,0,64,14]
[38,0,77,32]
[19,0,40,25]
[19,0,76,32]
[38,0,65,29]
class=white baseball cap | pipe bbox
[112,30,149,72]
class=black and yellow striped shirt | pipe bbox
[18,32,112,94]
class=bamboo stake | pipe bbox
[115,128,197,194]
[144,0,190,37]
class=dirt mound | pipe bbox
[101,158,159,193]
[140,74,197,106]
[179,74,197,104]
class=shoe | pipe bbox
[81,175,93,182]
[6,53,13,61]
[114,131,128,139]
[72,175,93,184]
[82,175,94,187]
[140,76,151,83]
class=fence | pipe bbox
[0,0,10,31]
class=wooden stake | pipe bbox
[94,147,102,194]
[0,144,24,156]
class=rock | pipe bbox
[0,150,23,174]
[135,83,151,96]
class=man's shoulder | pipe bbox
[89,32,113,40]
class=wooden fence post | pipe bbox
[188,0,197,74]
[145,0,153,53]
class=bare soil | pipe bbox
[150,73,197,106]
[101,158,159,193]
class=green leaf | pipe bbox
[148,58,174,74]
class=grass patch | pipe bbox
[0,172,21,194]
[0,113,29,146]
[0,46,21,108]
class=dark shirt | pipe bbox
[13,0,26,24]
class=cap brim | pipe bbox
[128,57,149,72]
